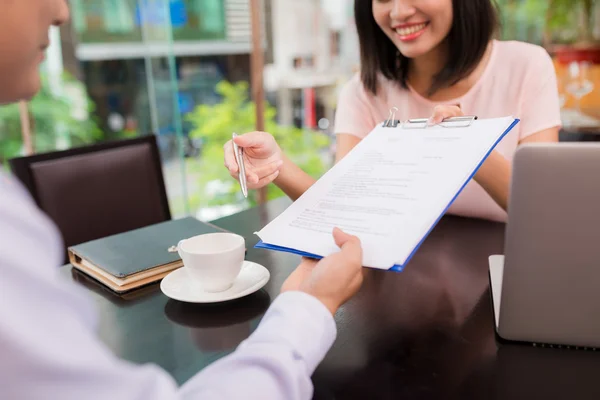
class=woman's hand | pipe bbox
[428,104,464,125]
[223,131,284,190]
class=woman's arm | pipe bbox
[477,47,563,211]
[277,107,558,209]
[335,134,362,163]
[519,127,559,145]
[271,75,373,201]
[273,153,316,201]
[430,105,561,212]
[474,127,559,211]
[273,134,362,201]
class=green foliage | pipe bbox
[512,0,598,44]
[495,0,542,44]
[0,72,103,166]
[545,0,595,35]
[185,80,332,211]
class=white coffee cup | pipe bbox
[177,232,245,292]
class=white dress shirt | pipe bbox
[0,171,336,399]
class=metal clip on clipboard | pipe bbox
[382,107,478,129]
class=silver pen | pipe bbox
[232,133,248,198]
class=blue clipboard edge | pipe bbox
[254,240,405,272]
[398,118,520,267]
[253,118,519,273]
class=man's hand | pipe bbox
[281,228,364,315]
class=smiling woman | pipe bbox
[358,0,496,96]
[327,0,561,222]
[222,0,562,224]
[394,22,429,41]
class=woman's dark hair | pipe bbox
[355,0,499,96]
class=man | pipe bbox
[0,1,365,399]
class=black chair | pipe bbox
[10,135,171,263]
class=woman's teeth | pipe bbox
[395,23,427,36]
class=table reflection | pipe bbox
[164,290,271,352]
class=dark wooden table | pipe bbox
[64,197,600,399]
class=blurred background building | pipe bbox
[2,0,600,221]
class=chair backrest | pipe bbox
[9,135,171,262]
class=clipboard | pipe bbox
[382,106,478,128]
[255,108,519,272]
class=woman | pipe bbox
[224,0,561,222]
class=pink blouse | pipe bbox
[334,40,562,222]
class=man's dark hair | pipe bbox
[354,0,499,96]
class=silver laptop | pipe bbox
[490,142,600,349]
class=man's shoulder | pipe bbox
[0,171,39,219]
[0,171,32,201]
[0,171,16,190]
[0,171,63,268]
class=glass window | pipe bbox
[174,0,226,40]
[70,0,226,44]
[72,0,142,43]
[13,0,573,224]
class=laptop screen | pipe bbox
[489,255,504,328]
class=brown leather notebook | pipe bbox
[68,217,229,293]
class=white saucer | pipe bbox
[160,261,270,303]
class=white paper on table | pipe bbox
[256,116,519,270]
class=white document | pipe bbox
[256,116,518,270]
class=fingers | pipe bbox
[229,131,280,162]
[249,160,283,183]
[332,228,362,264]
[224,141,283,186]
[333,227,359,248]
[429,105,463,125]
[249,170,280,189]
[244,160,282,186]
[233,131,270,149]
[224,140,239,175]
[299,257,319,267]
[332,227,352,247]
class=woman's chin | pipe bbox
[393,35,444,60]
[395,42,434,59]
